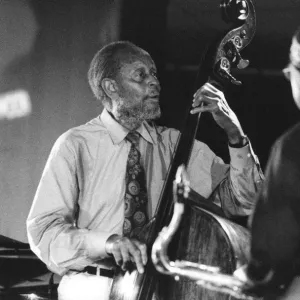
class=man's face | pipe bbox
[283,63,300,109]
[112,54,161,128]
[290,65,300,109]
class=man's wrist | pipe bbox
[105,234,121,255]
[228,135,249,148]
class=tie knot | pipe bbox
[126,131,140,146]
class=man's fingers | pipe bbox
[206,82,221,93]
[110,237,147,274]
[193,83,224,106]
[194,83,222,96]
[194,87,214,100]
[191,104,218,114]
[120,244,131,271]
[191,95,218,113]
[192,94,218,108]
[128,242,145,274]
[112,249,123,267]
[133,241,147,265]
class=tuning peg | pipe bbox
[237,58,249,69]
[215,58,242,85]
[224,39,250,70]
[234,50,249,69]
[220,68,242,85]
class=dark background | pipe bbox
[0,0,300,295]
[1,0,300,244]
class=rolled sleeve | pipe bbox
[85,230,113,261]
[227,142,264,214]
[208,141,264,218]
[229,142,259,169]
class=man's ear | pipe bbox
[101,78,118,99]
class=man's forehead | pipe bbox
[119,53,156,70]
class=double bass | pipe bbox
[109,0,258,299]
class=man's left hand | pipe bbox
[191,82,245,144]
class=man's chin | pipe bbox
[117,102,161,128]
[144,104,161,121]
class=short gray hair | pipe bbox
[88,41,150,108]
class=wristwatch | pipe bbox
[229,135,249,148]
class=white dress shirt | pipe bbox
[27,108,263,276]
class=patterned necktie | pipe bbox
[123,132,149,239]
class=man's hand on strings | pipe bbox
[190,82,245,145]
[106,235,147,274]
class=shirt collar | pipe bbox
[100,109,157,145]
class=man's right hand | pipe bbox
[105,234,147,274]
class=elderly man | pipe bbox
[234,27,300,300]
[27,41,263,300]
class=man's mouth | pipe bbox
[148,94,160,100]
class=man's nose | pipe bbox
[148,75,160,90]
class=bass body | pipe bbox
[161,203,251,299]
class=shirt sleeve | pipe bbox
[26,133,112,276]
[189,139,264,217]
[216,141,264,217]
[247,132,300,286]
